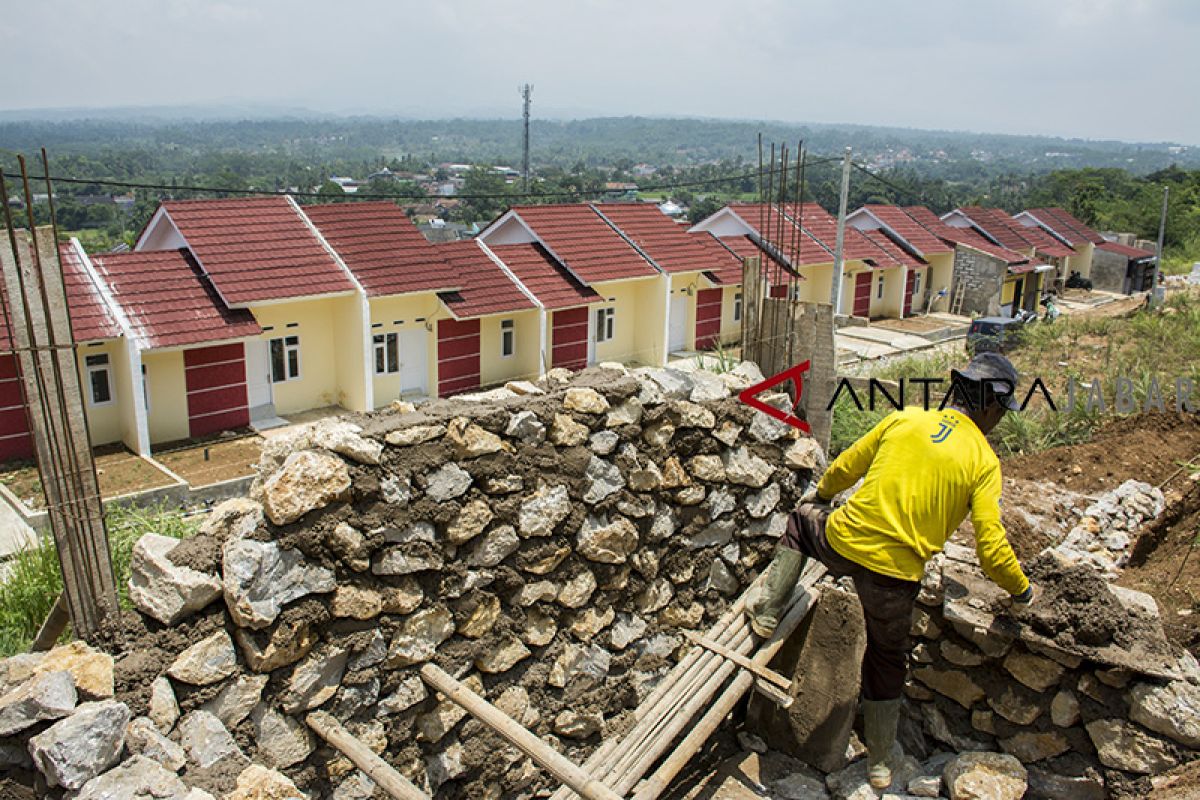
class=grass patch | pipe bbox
[0,502,197,656]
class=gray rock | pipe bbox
[519,484,572,537]
[327,522,370,571]
[643,368,694,399]
[426,739,466,792]
[380,474,411,505]
[308,419,382,464]
[749,393,793,442]
[647,507,676,542]
[942,752,1027,800]
[689,519,735,549]
[746,483,781,519]
[689,371,729,403]
[147,676,179,733]
[1086,718,1179,773]
[1003,650,1065,692]
[606,397,644,428]
[373,543,444,575]
[1050,690,1080,727]
[222,537,336,629]
[723,446,775,487]
[28,699,131,789]
[705,487,736,519]
[558,570,597,609]
[467,525,520,567]
[506,410,546,442]
[707,559,740,595]
[1129,680,1200,748]
[554,709,603,739]
[198,497,263,540]
[1000,730,1070,763]
[784,438,826,471]
[128,533,222,625]
[252,704,314,768]
[425,462,473,502]
[125,716,187,771]
[548,645,611,689]
[201,674,267,728]
[746,511,787,539]
[673,400,716,429]
[589,430,620,455]
[387,608,456,667]
[1026,767,1105,800]
[333,772,378,800]
[261,449,351,525]
[584,456,625,505]
[826,747,920,799]
[178,710,242,770]
[0,670,75,736]
[167,630,237,686]
[476,635,532,674]
[333,677,381,719]
[610,614,648,650]
[384,521,436,544]
[908,774,941,798]
[74,755,190,800]
[283,646,348,714]
[637,578,674,614]
[378,675,429,716]
[577,514,639,563]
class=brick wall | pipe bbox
[952,247,1007,317]
[1091,248,1130,294]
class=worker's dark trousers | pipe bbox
[782,504,920,702]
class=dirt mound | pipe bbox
[1021,555,1150,649]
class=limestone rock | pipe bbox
[660,602,704,628]
[282,646,348,714]
[913,667,984,708]
[310,419,383,465]
[467,525,520,567]
[515,580,557,606]
[712,420,742,447]
[583,456,625,504]
[558,570,597,609]
[827,749,921,799]
[1129,680,1200,748]
[446,417,505,457]
[378,675,428,716]
[222,537,335,629]
[1003,649,1065,693]
[387,607,456,667]
[380,579,425,614]
[548,644,610,689]
[549,413,589,446]
[554,709,603,739]
[942,752,1027,800]
[590,430,620,455]
[372,543,443,575]
[385,520,436,544]
[689,371,729,403]
[637,577,674,614]
[688,454,726,482]
[128,533,222,625]
[331,584,383,620]
[385,423,445,447]
[234,620,317,673]
[202,674,268,728]
[252,704,314,768]
[570,606,616,640]
[660,455,691,488]
[380,474,411,505]
[642,367,694,399]
[673,400,716,429]
[723,446,775,488]
[125,716,187,771]
[689,518,735,549]
[940,640,984,667]
[642,420,676,448]
[610,614,647,650]
[178,709,243,770]
[425,462,473,502]
[988,684,1042,726]
[746,483,781,518]
[167,630,237,686]
[784,438,826,471]
[148,676,179,733]
[1000,731,1070,763]
[522,608,558,646]
[457,593,501,638]
[261,449,351,525]
[28,700,131,789]
[707,559,740,595]
[564,387,610,414]
[426,740,467,791]
[226,764,304,800]
[327,522,369,571]
[628,461,663,491]
[496,686,539,728]
[1086,718,1179,774]
[476,634,531,673]
[519,484,572,537]
[0,670,75,736]
[577,514,639,563]
[74,756,190,800]
[1050,690,1080,727]
[606,397,643,427]
[447,499,494,544]
[675,485,705,505]
[32,641,113,700]
[199,497,263,541]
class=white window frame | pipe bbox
[373,332,399,375]
[912,270,922,298]
[876,274,885,300]
[85,353,113,407]
[141,363,149,411]
[500,319,515,358]
[270,335,301,383]
[733,292,743,322]
[595,307,616,343]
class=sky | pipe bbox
[2,0,1198,143]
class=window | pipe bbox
[85,354,112,406]
[270,335,301,383]
[500,319,515,358]
[141,364,149,410]
[876,274,885,300]
[595,307,615,343]
[373,333,399,374]
[912,271,922,298]
[733,292,743,322]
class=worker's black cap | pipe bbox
[952,352,1021,411]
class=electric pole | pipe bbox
[519,84,533,193]
[1150,185,1168,307]
[830,146,853,314]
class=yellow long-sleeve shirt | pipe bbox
[816,407,1029,596]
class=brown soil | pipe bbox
[0,444,178,509]
[154,435,262,487]
[1149,759,1200,799]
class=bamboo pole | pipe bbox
[306,711,431,800]
[419,664,623,800]
[682,630,792,690]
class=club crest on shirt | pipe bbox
[930,413,960,444]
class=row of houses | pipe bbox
[0,195,1147,463]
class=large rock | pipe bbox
[125,716,187,771]
[226,764,304,800]
[476,635,532,673]
[387,607,456,667]
[913,667,985,709]
[583,456,625,504]
[309,419,383,464]
[28,699,131,789]
[283,646,348,714]
[606,397,643,428]
[942,751,1027,800]
[1086,718,1179,774]
[577,514,639,563]
[554,709,603,739]
[425,463,473,502]
[446,417,505,457]
[446,499,494,544]
[519,484,572,537]
[385,423,445,447]
[378,675,429,716]
[1003,649,1065,692]
[261,449,351,525]
[549,413,589,446]
[372,543,443,575]
[199,497,263,541]
[33,641,114,699]
[784,438,826,471]
[223,537,335,629]
[506,410,545,442]
[234,619,317,673]
[178,710,243,770]
[467,525,520,567]
[74,755,191,800]
[252,704,314,769]
[722,446,775,488]
[564,387,610,414]
[148,676,179,733]
[128,533,222,625]
[0,670,75,736]
[673,400,716,429]
[999,731,1070,763]
[1129,680,1200,748]
[688,371,729,403]
[167,630,238,686]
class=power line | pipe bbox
[8,157,843,203]
[850,161,931,206]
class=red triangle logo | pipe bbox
[738,360,812,433]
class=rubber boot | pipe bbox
[863,698,902,790]
[747,547,805,638]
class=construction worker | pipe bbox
[747,351,1034,790]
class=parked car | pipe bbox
[966,315,1026,354]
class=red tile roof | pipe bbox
[434,241,538,319]
[1022,207,1105,247]
[302,201,458,297]
[0,243,121,351]
[90,249,261,349]
[155,197,354,306]
[903,207,1029,265]
[487,242,600,311]
[509,204,658,284]
[690,231,745,285]
[593,203,716,275]
[711,234,799,286]
[951,207,1075,259]
[861,230,924,268]
[1098,240,1156,260]
[859,206,955,256]
[731,203,901,268]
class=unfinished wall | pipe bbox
[951,247,1007,317]
[1091,248,1131,294]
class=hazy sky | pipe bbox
[3,0,1197,143]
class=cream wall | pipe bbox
[875,268,905,319]
[77,340,122,446]
[250,297,342,416]
[719,285,743,345]
[111,341,143,453]
[926,253,955,313]
[591,278,663,366]
[797,263,834,305]
[669,272,707,352]
[142,349,189,445]
[332,294,369,412]
[368,293,442,408]
[1068,243,1095,278]
[480,309,541,386]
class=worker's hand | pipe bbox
[799,484,831,508]
[1008,584,1038,614]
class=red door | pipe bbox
[853,272,872,317]
[551,307,589,371]
[0,355,33,462]
[694,289,723,350]
[903,270,915,317]
[437,318,481,397]
[185,343,250,439]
